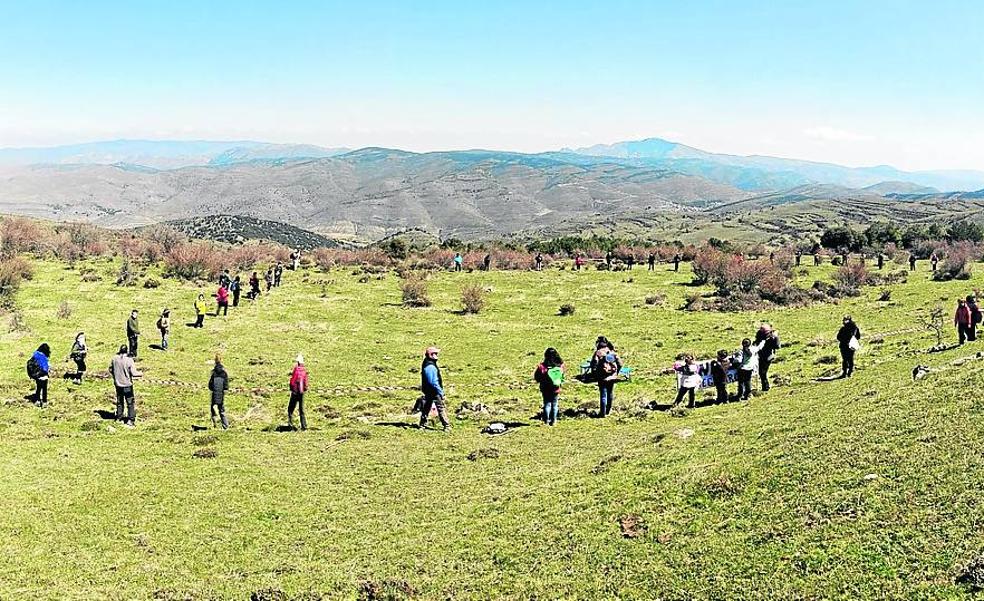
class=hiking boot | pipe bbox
[122,421,135,429]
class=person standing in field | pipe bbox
[264,268,274,292]
[67,332,87,384]
[216,283,230,316]
[534,347,564,426]
[672,354,701,408]
[796,252,802,266]
[419,346,451,431]
[931,253,939,272]
[292,250,301,271]
[126,309,140,358]
[755,325,780,392]
[219,269,231,289]
[157,309,171,350]
[673,254,681,272]
[955,299,973,345]
[249,271,261,300]
[27,343,51,407]
[574,253,585,271]
[288,354,308,431]
[736,338,758,400]
[590,336,621,417]
[534,253,543,271]
[605,251,614,268]
[711,350,731,404]
[274,262,284,287]
[648,253,656,271]
[453,253,463,272]
[208,355,230,429]
[230,275,242,307]
[110,344,142,427]
[193,293,208,328]
[837,316,861,378]
[968,295,982,342]
[814,252,822,266]
[877,254,884,270]
[483,254,492,271]
[909,254,917,271]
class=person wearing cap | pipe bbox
[110,344,142,427]
[288,354,308,431]
[208,354,230,429]
[419,347,450,431]
[126,309,140,358]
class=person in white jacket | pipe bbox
[736,338,762,400]
[673,354,703,408]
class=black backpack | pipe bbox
[26,357,41,380]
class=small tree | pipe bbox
[460,284,485,314]
[401,275,431,307]
[923,306,945,347]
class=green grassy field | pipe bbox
[1,257,983,599]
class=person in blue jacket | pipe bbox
[27,343,51,407]
[418,346,450,431]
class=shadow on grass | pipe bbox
[375,421,418,429]
[148,344,165,351]
[93,409,116,420]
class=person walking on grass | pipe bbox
[877,254,885,270]
[194,293,208,328]
[534,253,544,272]
[837,316,861,378]
[483,254,492,272]
[288,354,308,431]
[590,336,621,417]
[955,299,973,345]
[967,295,981,342]
[110,344,142,427]
[27,343,51,407]
[274,262,284,287]
[249,272,261,300]
[648,253,656,271]
[736,338,759,400]
[755,325,780,392]
[711,350,731,404]
[815,252,822,267]
[909,254,917,271]
[230,275,242,307]
[419,346,451,431]
[216,283,230,317]
[126,309,140,358]
[673,254,681,272]
[67,332,87,384]
[265,268,274,292]
[157,309,171,350]
[534,348,565,426]
[672,354,701,409]
[208,355,230,429]
[453,253,463,272]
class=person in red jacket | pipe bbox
[288,354,308,430]
[955,299,973,345]
[215,284,230,316]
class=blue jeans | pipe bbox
[542,391,559,425]
[598,381,615,417]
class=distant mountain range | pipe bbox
[1,137,982,243]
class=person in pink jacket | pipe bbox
[288,354,308,430]
[955,298,973,345]
[216,284,230,316]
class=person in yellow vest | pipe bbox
[194,293,208,328]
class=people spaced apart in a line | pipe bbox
[126,309,140,358]
[837,315,861,378]
[208,355,230,429]
[67,332,87,384]
[110,344,142,427]
[288,354,308,431]
[419,346,450,431]
[27,343,51,407]
[534,348,564,426]
[230,275,242,307]
[248,271,261,300]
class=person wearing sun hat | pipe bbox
[288,353,308,431]
[419,346,450,431]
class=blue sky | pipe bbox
[1,0,982,170]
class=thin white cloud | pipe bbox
[804,126,874,142]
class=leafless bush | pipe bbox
[460,284,485,314]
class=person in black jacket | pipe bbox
[755,325,780,392]
[208,355,230,429]
[230,275,241,307]
[126,309,140,358]
[837,316,861,378]
[711,350,731,404]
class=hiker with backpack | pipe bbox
[288,354,308,431]
[126,309,140,358]
[419,346,451,431]
[672,354,701,408]
[967,295,981,342]
[194,293,208,328]
[230,275,242,307]
[216,284,230,316]
[736,338,759,400]
[208,355,230,429]
[755,325,780,392]
[67,332,87,383]
[711,350,731,404]
[837,316,861,378]
[590,336,621,417]
[27,343,51,407]
[534,348,565,426]
[157,309,170,350]
[110,344,142,427]
[955,299,973,345]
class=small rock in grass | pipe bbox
[192,447,218,459]
[674,428,694,440]
[619,514,647,539]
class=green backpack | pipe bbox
[546,366,565,387]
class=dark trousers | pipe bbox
[419,395,450,428]
[33,378,48,405]
[73,358,86,380]
[759,358,772,391]
[969,323,978,342]
[840,347,856,377]
[674,262,679,272]
[648,262,655,271]
[211,399,228,429]
[737,370,753,399]
[216,302,228,316]
[128,335,138,358]
[288,392,307,430]
[195,314,204,328]
[958,324,971,345]
[715,383,728,404]
[233,291,240,307]
[598,381,615,416]
[674,386,696,407]
[114,385,135,423]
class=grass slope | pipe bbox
[0,258,982,599]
